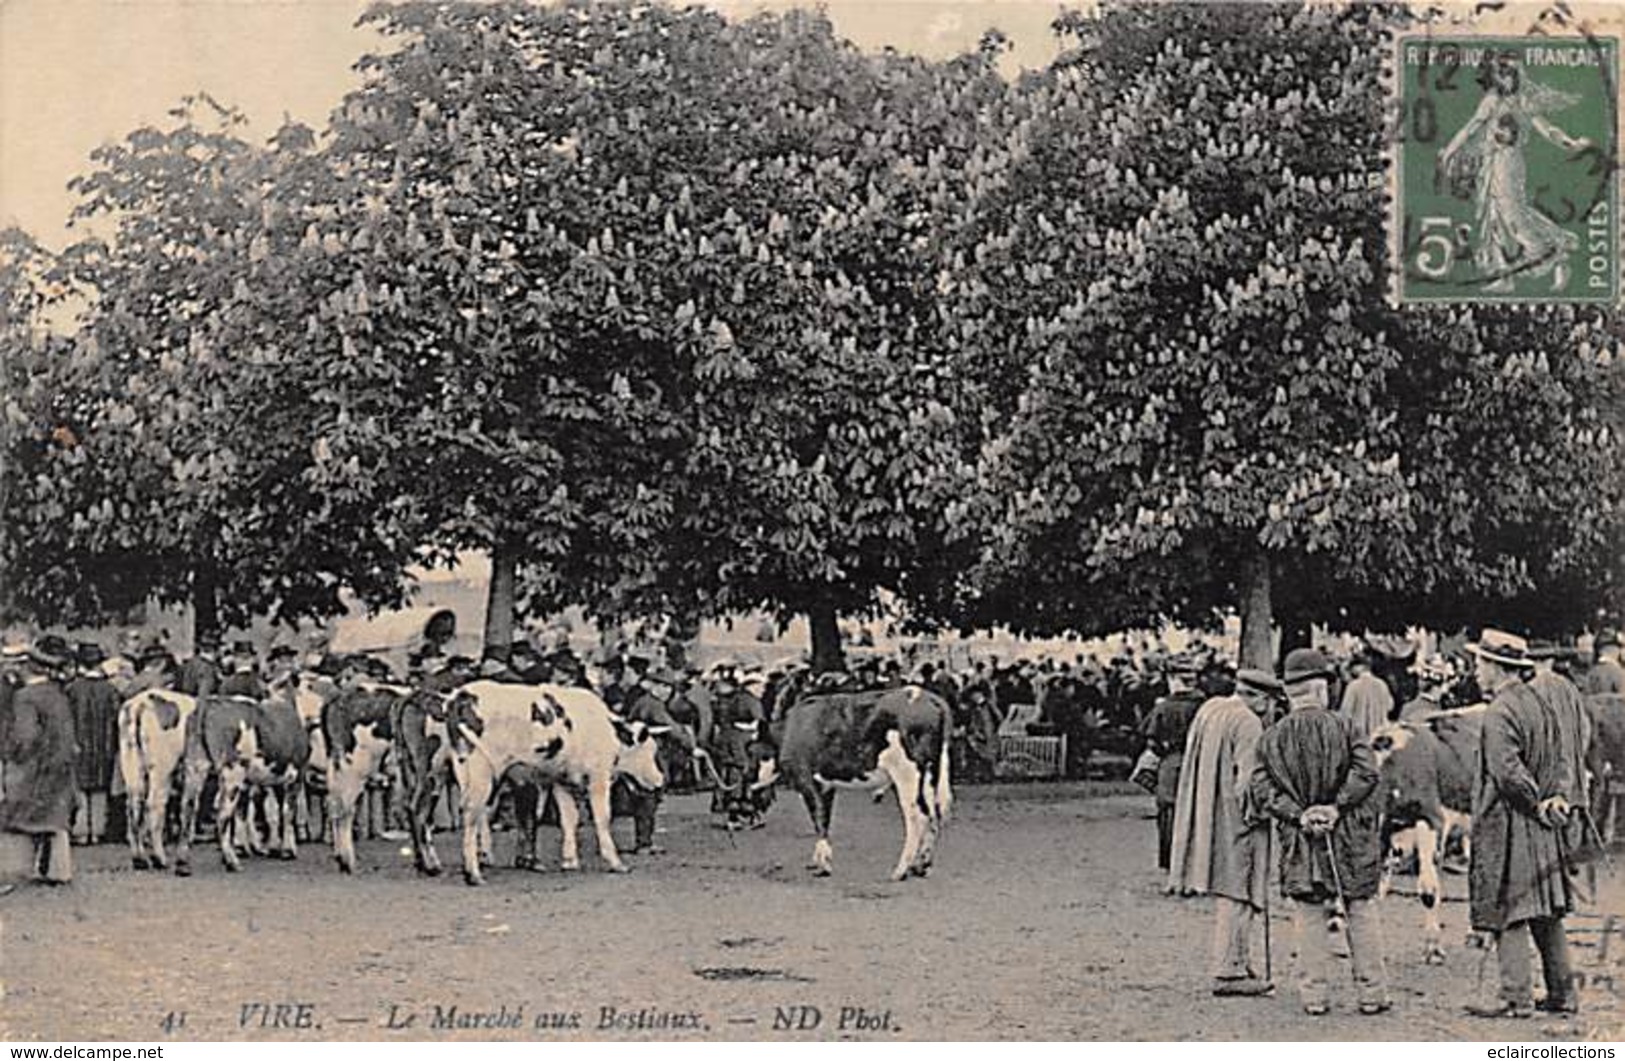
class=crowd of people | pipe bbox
[4,615,1624,1022]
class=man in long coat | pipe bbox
[1467,629,1582,1018]
[1249,648,1388,1016]
[1339,650,1395,737]
[1141,677,1203,872]
[1,640,79,884]
[1167,669,1282,996]
[65,642,120,845]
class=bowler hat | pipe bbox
[1282,647,1333,684]
[29,634,71,668]
[75,641,107,667]
[1235,668,1283,696]
[1470,629,1536,670]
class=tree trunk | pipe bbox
[191,557,220,653]
[483,539,518,661]
[807,599,844,674]
[1238,550,1274,672]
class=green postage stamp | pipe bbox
[1393,33,1620,304]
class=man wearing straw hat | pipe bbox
[1167,668,1283,997]
[0,637,79,884]
[1249,647,1388,1016]
[1466,629,1580,1019]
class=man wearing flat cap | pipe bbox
[218,640,267,699]
[1339,647,1395,739]
[1140,661,1205,873]
[1,639,79,884]
[1249,646,1388,1016]
[1466,629,1582,1018]
[1168,668,1282,996]
[1583,630,1625,696]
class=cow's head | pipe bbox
[611,718,668,792]
[1369,723,1411,769]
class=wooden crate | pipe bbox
[995,735,1067,780]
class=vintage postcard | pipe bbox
[1,0,1623,1049]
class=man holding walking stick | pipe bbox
[1167,668,1283,996]
[1466,629,1582,1019]
[1249,648,1390,1017]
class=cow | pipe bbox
[391,684,468,877]
[174,680,312,875]
[756,684,952,882]
[444,680,666,886]
[1370,705,1483,964]
[117,689,199,871]
[321,681,413,873]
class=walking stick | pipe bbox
[1323,831,1348,919]
[1263,824,1273,983]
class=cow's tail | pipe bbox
[934,717,953,827]
[118,696,145,798]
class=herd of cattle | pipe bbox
[115,671,954,887]
[110,662,1625,960]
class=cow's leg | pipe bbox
[879,733,926,882]
[126,776,150,869]
[799,781,836,876]
[455,756,492,886]
[513,782,540,871]
[328,753,370,874]
[174,760,208,876]
[1416,819,1445,964]
[119,721,150,869]
[277,777,299,860]
[215,765,249,872]
[555,786,582,871]
[586,775,629,874]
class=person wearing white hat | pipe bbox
[1466,628,1579,1019]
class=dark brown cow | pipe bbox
[175,681,311,875]
[759,684,952,881]
[391,686,465,877]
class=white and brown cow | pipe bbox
[117,689,199,871]
[174,681,312,875]
[758,684,952,882]
[1371,705,1483,964]
[318,682,412,873]
[444,681,666,886]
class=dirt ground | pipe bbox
[4,781,1624,1042]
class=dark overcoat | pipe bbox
[1,679,79,834]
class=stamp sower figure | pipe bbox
[65,642,120,845]
[1,638,80,884]
[1439,62,1591,293]
[1168,668,1282,997]
[1466,629,1580,1019]
[1250,647,1388,1016]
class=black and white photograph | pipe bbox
[0,0,1622,1045]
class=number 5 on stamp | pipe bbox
[1393,33,1620,303]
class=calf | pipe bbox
[1371,705,1482,964]
[322,682,412,873]
[445,681,666,886]
[758,684,952,881]
[175,682,312,875]
[117,689,199,870]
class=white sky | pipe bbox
[0,0,1068,248]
